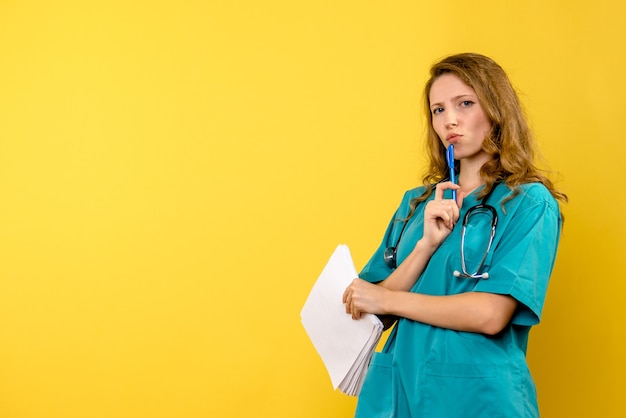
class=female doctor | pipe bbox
[343,53,567,417]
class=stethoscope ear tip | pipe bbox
[453,270,461,277]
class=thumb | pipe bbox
[456,190,465,208]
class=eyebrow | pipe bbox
[429,94,477,108]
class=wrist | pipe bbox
[382,289,397,316]
[415,238,438,256]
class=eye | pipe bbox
[460,100,474,107]
[431,107,444,115]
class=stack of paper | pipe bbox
[301,244,383,396]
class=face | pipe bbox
[429,73,492,165]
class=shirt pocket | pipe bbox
[355,353,393,418]
[460,213,494,275]
[420,362,515,418]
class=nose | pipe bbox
[444,110,458,129]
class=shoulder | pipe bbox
[399,185,433,206]
[403,185,429,200]
[392,185,431,216]
[515,183,558,206]
[501,182,560,217]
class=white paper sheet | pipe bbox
[301,244,383,396]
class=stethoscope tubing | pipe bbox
[384,183,500,277]
[455,205,497,279]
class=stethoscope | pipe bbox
[383,184,498,279]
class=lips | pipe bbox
[446,133,461,143]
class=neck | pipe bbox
[458,175,484,195]
[457,159,487,195]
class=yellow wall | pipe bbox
[0,1,624,417]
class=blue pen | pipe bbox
[446,144,457,201]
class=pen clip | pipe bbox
[446,144,454,170]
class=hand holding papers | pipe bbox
[301,245,383,397]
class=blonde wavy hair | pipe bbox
[412,53,567,212]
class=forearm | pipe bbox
[378,239,438,292]
[382,291,518,335]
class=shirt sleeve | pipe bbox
[359,209,398,284]
[473,186,562,326]
[359,189,418,284]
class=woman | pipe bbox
[342,53,567,417]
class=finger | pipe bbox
[342,278,358,303]
[434,203,455,229]
[351,302,360,320]
[434,181,460,201]
[434,182,447,201]
[432,201,453,221]
[426,201,451,229]
[450,200,460,226]
[442,209,454,230]
[456,190,465,210]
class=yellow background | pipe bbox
[1,1,624,417]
